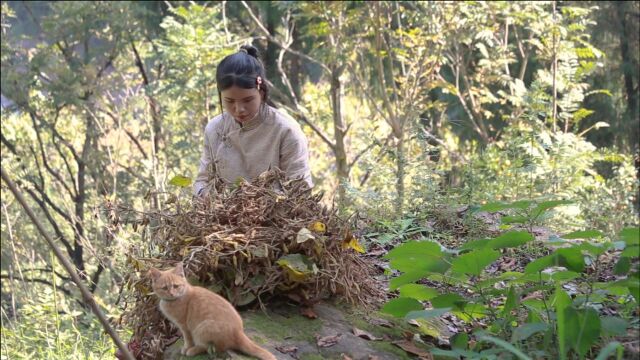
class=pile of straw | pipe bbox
[110,169,381,359]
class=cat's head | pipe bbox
[147,262,188,301]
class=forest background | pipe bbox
[1,1,639,359]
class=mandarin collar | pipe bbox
[231,105,270,131]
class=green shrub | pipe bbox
[381,199,638,359]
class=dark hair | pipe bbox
[216,44,272,112]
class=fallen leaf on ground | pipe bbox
[392,339,431,358]
[275,345,298,358]
[301,307,318,319]
[368,356,381,360]
[340,354,353,360]
[352,327,382,341]
[316,334,341,347]
[368,318,393,328]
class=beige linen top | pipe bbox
[193,105,313,196]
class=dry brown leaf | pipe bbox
[368,318,393,328]
[301,307,318,319]
[392,339,431,358]
[275,345,298,358]
[316,334,341,347]
[352,327,382,341]
[368,356,381,360]
[340,354,353,360]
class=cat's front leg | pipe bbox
[179,326,194,355]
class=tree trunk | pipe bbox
[395,131,406,216]
[330,66,349,207]
[616,2,639,151]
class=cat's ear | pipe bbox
[148,267,161,281]
[173,262,185,277]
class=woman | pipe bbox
[193,45,313,197]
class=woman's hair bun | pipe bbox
[239,45,259,59]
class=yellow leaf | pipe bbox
[276,254,317,282]
[310,221,326,233]
[342,232,365,253]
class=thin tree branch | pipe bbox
[29,112,77,198]
[0,274,72,296]
[240,1,330,73]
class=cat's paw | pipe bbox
[185,346,206,356]
[180,346,189,355]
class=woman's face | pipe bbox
[220,85,262,123]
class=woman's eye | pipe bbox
[162,286,168,290]
[173,285,180,289]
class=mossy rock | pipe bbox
[163,300,434,359]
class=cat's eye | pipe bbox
[173,285,180,289]
[162,286,168,290]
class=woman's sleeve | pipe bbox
[280,126,313,188]
[193,123,214,196]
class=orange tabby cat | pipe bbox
[148,263,275,359]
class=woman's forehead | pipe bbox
[221,86,258,99]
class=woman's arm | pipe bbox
[279,126,313,188]
[193,125,214,197]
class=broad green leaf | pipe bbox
[455,303,488,321]
[405,308,450,320]
[489,231,534,249]
[613,257,631,275]
[477,202,510,213]
[552,271,581,282]
[384,240,441,259]
[524,254,560,274]
[478,335,533,360]
[600,316,628,336]
[620,227,639,246]
[459,238,492,251]
[168,174,193,187]
[450,333,469,350]
[501,215,528,225]
[431,293,467,311]
[620,245,639,258]
[531,200,573,218]
[502,287,518,316]
[276,254,318,282]
[451,248,500,276]
[389,270,429,290]
[477,200,532,213]
[430,348,477,359]
[557,248,586,272]
[389,254,450,274]
[398,284,439,301]
[594,342,624,360]
[553,287,571,360]
[562,230,603,239]
[381,297,423,317]
[511,322,549,342]
[573,308,601,357]
[525,248,585,274]
[573,242,609,256]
